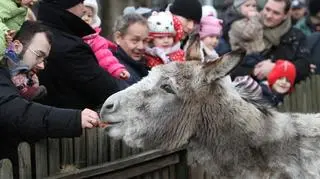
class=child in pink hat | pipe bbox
[199,15,223,61]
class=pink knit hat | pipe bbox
[199,15,223,39]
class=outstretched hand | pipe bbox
[81,108,100,128]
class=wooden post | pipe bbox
[18,142,32,179]
[0,159,13,179]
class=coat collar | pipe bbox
[116,47,149,75]
[37,2,95,38]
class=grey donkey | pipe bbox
[100,50,320,178]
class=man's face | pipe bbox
[261,0,288,28]
[310,12,320,32]
[115,22,149,61]
[290,7,307,20]
[67,2,86,18]
[22,32,51,71]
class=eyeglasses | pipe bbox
[28,48,47,65]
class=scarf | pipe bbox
[263,17,292,50]
[145,42,182,64]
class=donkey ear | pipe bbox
[202,49,244,82]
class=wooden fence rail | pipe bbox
[1,75,320,179]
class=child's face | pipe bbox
[152,36,174,49]
[82,6,94,26]
[18,0,34,7]
[240,0,257,17]
[272,77,291,94]
[202,35,219,50]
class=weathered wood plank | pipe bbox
[0,159,13,179]
[86,129,98,166]
[61,138,74,166]
[97,129,108,164]
[109,138,121,161]
[74,134,87,168]
[169,165,175,179]
[47,139,60,175]
[161,167,169,179]
[35,139,48,179]
[44,149,182,179]
[18,142,32,179]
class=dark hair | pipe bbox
[309,0,320,16]
[13,21,53,49]
[271,0,292,13]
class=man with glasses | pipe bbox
[6,32,49,100]
[0,21,102,178]
[295,0,320,36]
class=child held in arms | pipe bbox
[234,60,296,106]
[82,0,130,80]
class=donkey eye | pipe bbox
[160,84,175,94]
[156,22,161,25]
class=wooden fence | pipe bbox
[1,75,320,179]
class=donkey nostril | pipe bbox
[106,104,114,110]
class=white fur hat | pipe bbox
[84,0,101,28]
[147,11,175,37]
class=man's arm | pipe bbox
[0,70,82,142]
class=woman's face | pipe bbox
[176,16,195,37]
[115,22,149,61]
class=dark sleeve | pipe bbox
[230,54,263,80]
[292,34,311,83]
[0,74,82,142]
[61,45,120,106]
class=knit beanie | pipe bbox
[267,60,296,92]
[199,16,223,39]
[148,11,176,38]
[42,0,84,9]
[84,0,101,28]
[169,0,202,23]
[233,0,249,8]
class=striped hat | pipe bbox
[233,75,262,97]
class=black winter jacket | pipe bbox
[37,2,119,109]
[114,47,149,90]
[231,28,311,83]
[305,32,320,74]
[0,67,81,174]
